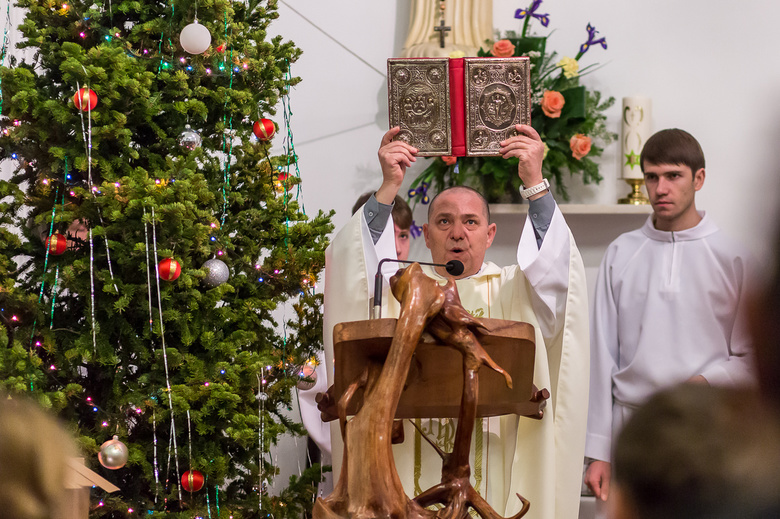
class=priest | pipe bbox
[322,124,589,519]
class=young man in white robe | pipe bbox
[322,124,590,519]
[584,128,756,503]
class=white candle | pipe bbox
[621,96,652,179]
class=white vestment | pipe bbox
[321,204,589,519]
[585,213,756,463]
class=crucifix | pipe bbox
[434,18,451,48]
[433,0,451,48]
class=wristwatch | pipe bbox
[519,179,550,199]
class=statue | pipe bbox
[400,0,493,58]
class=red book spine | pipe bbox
[449,57,466,157]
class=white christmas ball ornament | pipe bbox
[180,21,212,55]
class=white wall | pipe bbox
[271,0,780,267]
[271,3,780,487]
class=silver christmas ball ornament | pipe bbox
[98,435,129,469]
[203,258,230,287]
[179,125,202,150]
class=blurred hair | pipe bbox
[613,384,780,519]
[0,396,77,519]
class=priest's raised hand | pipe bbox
[499,124,549,201]
[376,126,418,205]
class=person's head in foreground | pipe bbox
[610,384,780,519]
[0,395,78,519]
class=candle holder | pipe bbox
[618,178,649,205]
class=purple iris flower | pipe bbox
[514,0,550,27]
[579,23,607,55]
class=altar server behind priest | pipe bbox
[322,124,590,519]
[584,128,757,503]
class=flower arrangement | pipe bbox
[408,0,616,204]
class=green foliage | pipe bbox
[0,0,333,516]
[409,10,617,203]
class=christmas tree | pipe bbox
[0,0,333,516]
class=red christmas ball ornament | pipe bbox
[45,232,68,255]
[73,88,98,111]
[158,258,182,281]
[181,470,205,492]
[273,172,294,193]
[252,119,275,141]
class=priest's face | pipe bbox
[643,162,705,232]
[423,188,496,279]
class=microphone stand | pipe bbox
[372,259,464,319]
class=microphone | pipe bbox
[372,259,465,319]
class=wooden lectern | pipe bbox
[314,264,544,519]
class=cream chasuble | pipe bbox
[322,205,589,519]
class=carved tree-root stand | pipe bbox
[314,264,530,519]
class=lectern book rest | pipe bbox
[332,317,546,419]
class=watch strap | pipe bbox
[519,179,551,199]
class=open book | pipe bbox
[387,57,531,157]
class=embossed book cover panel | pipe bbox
[464,57,531,156]
[387,58,452,156]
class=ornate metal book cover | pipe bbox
[387,57,531,157]
[464,57,531,156]
[387,58,452,157]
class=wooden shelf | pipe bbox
[489,203,653,216]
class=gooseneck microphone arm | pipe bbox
[372,258,465,319]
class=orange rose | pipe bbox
[541,90,565,118]
[441,155,457,165]
[491,39,516,58]
[569,133,592,160]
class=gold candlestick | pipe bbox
[618,178,649,205]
